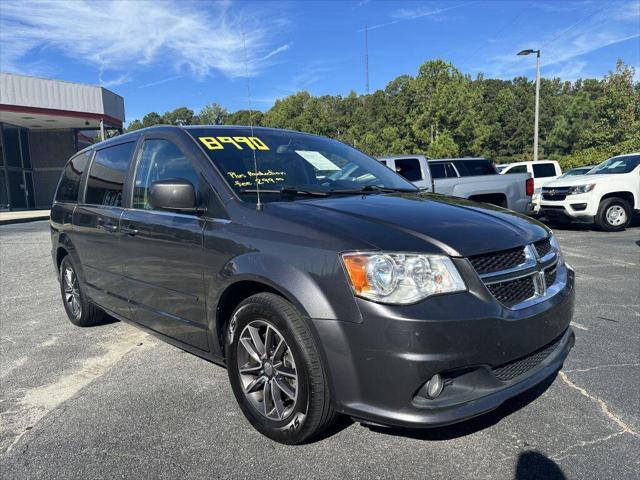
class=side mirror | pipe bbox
[149,178,201,213]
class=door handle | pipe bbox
[99,223,118,233]
[121,225,139,236]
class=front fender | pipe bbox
[215,252,339,320]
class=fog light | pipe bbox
[426,373,444,399]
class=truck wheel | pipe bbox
[596,198,631,232]
[59,256,106,327]
[226,293,335,444]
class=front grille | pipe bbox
[542,193,567,201]
[544,265,557,287]
[534,237,552,257]
[492,334,563,382]
[468,247,526,275]
[542,187,569,201]
[486,275,535,308]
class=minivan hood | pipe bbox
[266,192,548,257]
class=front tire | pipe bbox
[226,293,335,444]
[596,198,631,231]
[59,256,106,327]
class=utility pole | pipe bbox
[364,24,370,95]
[517,49,541,161]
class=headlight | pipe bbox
[567,184,595,195]
[341,252,466,304]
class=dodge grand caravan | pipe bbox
[51,126,575,444]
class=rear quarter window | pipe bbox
[504,165,527,174]
[55,152,90,203]
[532,163,558,178]
[85,142,136,207]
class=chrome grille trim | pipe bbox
[468,237,566,310]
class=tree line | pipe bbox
[127,59,639,168]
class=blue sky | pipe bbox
[1,0,638,124]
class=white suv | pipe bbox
[500,160,562,214]
[539,153,640,231]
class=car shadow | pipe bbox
[362,371,557,441]
[515,450,566,480]
[539,214,640,232]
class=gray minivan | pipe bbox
[51,125,575,444]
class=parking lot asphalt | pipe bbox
[1,220,638,479]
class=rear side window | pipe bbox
[55,152,90,203]
[532,163,557,178]
[394,158,422,181]
[453,160,497,176]
[505,165,527,174]
[430,162,457,179]
[133,139,201,210]
[430,163,446,179]
[85,142,136,207]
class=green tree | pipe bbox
[197,103,227,125]
[161,107,194,125]
[142,112,162,127]
[427,130,459,158]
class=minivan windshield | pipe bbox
[188,127,417,202]
[586,155,640,175]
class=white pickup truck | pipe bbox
[378,155,533,214]
[499,160,562,214]
[539,153,640,231]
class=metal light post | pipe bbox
[518,49,541,161]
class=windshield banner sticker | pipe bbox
[198,136,270,151]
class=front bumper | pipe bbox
[312,264,575,428]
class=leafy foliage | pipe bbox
[126,60,639,167]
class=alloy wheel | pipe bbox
[236,320,298,421]
[63,265,81,319]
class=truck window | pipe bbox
[55,152,90,203]
[532,163,557,178]
[504,165,527,174]
[453,160,497,176]
[394,158,422,182]
[430,163,446,179]
[85,142,136,207]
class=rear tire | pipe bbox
[59,255,106,327]
[226,293,335,444]
[595,198,631,232]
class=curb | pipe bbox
[0,215,50,226]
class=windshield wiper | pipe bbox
[239,187,331,197]
[329,185,417,195]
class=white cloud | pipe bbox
[260,43,293,62]
[0,0,291,83]
[361,1,475,32]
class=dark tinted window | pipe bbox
[532,163,557,178]
[453,159,497,176]
[430,163,446,179]
[85,142,135,206]
[394,158,422,181]
[505,165,527,174]
[133,139,201,210]
[430,162,458,179]
[55,152,90,203]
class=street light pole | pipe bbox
[533,50,540,162]
[517,49,541,161]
